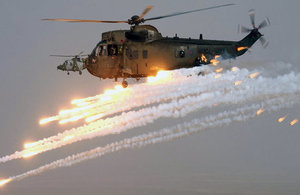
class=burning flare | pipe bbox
[210,55,221,66]
[234,80,243,86]
[278,115,288,123]
[249,72,261,79]
[256,108,264,116]
[0,179,12,187]
[147,70,172,84]
[22,151,39,158]
[216,68,223,73]
[231,67,239,72]
[38,85,131,126]
[290,118,299,126]
[39,116,59,125]
[24,141,39,149]
[201,54,208,63]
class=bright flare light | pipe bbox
[290,118,299,126]
[85,113,104,123]
[22,151,39,158]
[210,55,221,66]
[216,68,223,73]
[234,80,243,86]
[39,84,133,126]
[250,72,261,79]
[24,141,38,149]
[39,116,59,125]
[0,179,12,187]
[76,102,91,107]
[256,108,264,116]
[147,71,171,83]
[59,113,90,125]
[63,135,74,141]
[231,67,239,72]
[278,115,288,123]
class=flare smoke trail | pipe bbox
[0,69,300,163]
[6,96,299,183]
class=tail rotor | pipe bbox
[238,9,270,48]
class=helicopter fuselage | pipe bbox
[86,25,261,80]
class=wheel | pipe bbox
[79,71,82,75]
[122,80,128,88]
[67,72,70,75]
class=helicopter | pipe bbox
[43,4,270,88]
[51,52,87,75]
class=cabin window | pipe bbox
[108,44,118,56]
[175,47,186,58]
[147,30,155,40]
[97,46,106,56]
[143,50,148,59]
[102,46,107,56]
[132,50,138,59]
[126,48,138,59]
[179,50,185,58]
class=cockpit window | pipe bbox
[108,44,118,56]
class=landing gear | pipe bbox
[122,80,128,88]
[136,78,140,81]
[79,71,82,75]
[67,72,70,75]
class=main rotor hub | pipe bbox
[128,15,144,26]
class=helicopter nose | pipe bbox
[57,65,64,70]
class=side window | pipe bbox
[179,50,185,58]
[147,30,155,40]
[126,48,138,59]
[132,50,138,59]
[143,50,148,59]
[175,47,186,58]
[108,44,118,56]
[95,46,100,56]
[98,46,104,56]
[175,49,185,58]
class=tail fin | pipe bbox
[239,29,262,47]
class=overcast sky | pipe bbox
[0,0,300,194]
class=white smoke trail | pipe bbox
[7,95,298,183]
[46,67,228,123]
[0,70,299,163]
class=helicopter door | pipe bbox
[124,45,139,75]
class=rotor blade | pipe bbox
[50,54,88,57]
[42,19,128,23]
[144,3,235,22]
[249,9,255,28]
[50,55,75,57]
[259,37,269,48]
[239,24,251,33]
[138,6,154,21]
[258,17,270,29]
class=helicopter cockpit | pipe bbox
[91,40,124,58]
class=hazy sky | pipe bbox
[0,0,300,194]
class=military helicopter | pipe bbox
[43,4,270,88]
[51,51,87,75]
